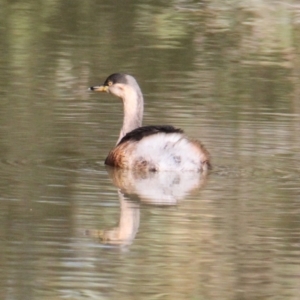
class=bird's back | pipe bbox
[105,126,210,172]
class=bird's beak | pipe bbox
[88,85,109,92]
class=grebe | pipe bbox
[89,73,211,172]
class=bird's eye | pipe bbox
[107,81,113,86]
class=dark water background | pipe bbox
[1,1,300,299]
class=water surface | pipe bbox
[1,1,300,299]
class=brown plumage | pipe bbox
[89,73,211,172]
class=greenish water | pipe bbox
[1,1,300,299]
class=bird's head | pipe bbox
[89,73,140,100]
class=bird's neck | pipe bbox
[117,87,144,144]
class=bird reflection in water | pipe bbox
[85,168,208,247]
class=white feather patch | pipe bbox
[127,133,205,171]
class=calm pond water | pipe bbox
[1,1,300,299]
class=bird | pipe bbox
[89,73,211,172]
